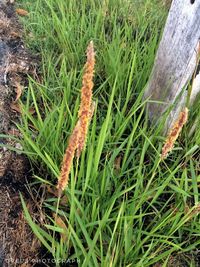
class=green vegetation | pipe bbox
[15,0,200,266]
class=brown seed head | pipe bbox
[57,41,96,194]
[56,121,80,193]
[77,41,95,157]
[161,107,188,159]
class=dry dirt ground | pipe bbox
[0,1,42,266]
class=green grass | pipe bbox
[11,0,200,266]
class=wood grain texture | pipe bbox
[144,0,200,130]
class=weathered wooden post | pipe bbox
[144,0,200,131]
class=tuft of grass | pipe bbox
[12,0,200,266]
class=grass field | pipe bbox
[16,0,200,266]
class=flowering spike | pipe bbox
[56,121,80,193]
[57,41,95,194]
[77,41,95,157]
[161,107,188,159]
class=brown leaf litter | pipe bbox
[15,8,29,17]
[0,1,41,266]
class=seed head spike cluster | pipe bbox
[161,107,188,159]
[56,121,80,194]
[56,41,95,194]
[77,41,95,157]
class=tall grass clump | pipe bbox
[13,0,200,266]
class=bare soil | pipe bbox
[0,1,41,266]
